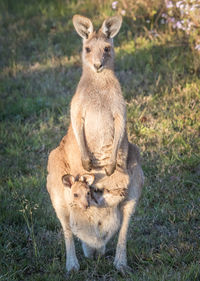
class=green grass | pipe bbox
[0,0,200,280]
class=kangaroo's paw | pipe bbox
[105,162,116,176]
[82,157,92,171]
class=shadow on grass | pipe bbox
[1,40,198,111]
[116,42,200,100]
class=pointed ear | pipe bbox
[79,174,95,186]
[73,15,93,39]
[101,15,122,39]
[62,174,75,188]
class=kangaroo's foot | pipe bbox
[114,259,133,276]
[66,256,80,273]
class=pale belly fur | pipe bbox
[69,205,121,249]
[84,109,114,167]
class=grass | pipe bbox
[0,0,200,280]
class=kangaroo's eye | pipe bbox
[104,46,110,52]
[87,191,90,196]
[85,47,91,53]
[74,193,78,198]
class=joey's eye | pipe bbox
[87,191,90,196]
[104,46,110,52]
[74,193,78,198]
[85,47,91,53]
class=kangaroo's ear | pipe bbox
[79,174,95,186]
[62,174,75,188]
[73,15,93,39]
[101,15,122,39]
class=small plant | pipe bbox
[18,195,40,260]
[111,0,200,50]
[162,0,200,49]
[111,0,163,22]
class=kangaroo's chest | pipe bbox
[85,105,114,138]
[83,93,116,158]
[84,110,114,165]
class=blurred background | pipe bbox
[0,1,200,280]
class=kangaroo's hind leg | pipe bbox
[114,143,144,275]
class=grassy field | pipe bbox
[0,0,200,280]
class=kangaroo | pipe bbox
[71,15,128,176]
[47,140,144,274]
[46,15,144,275]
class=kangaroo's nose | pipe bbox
[94,63,103,70]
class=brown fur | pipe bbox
[71,15,128,176]
[46,15,144,274]
[47,137,143,273]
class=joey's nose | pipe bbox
[82,202,89,210]
[85,204,89,209]
[94,63,103,71]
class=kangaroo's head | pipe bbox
[62,174,95,210]
[73,15,122,73]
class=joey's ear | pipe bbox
[79,174,95,186]
[62,174,75,188]
[73,15,93,39]
[101,15,122,38]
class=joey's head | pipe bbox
[62,174,95,210]
[73,15,122,73]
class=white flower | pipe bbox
[176,21,183,29]
[112,1,118,10]
[166,1,173,9]
[121,9,126,16]
[190,4,199,12]
[195,44,200,51]
[179,4,185,10]
[162,13,167,18]
[150,30,159,37]
[176,1,183,8]
[168,17,175,23]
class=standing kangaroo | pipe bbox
[71,15,128,176]
[47,15,144,275]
